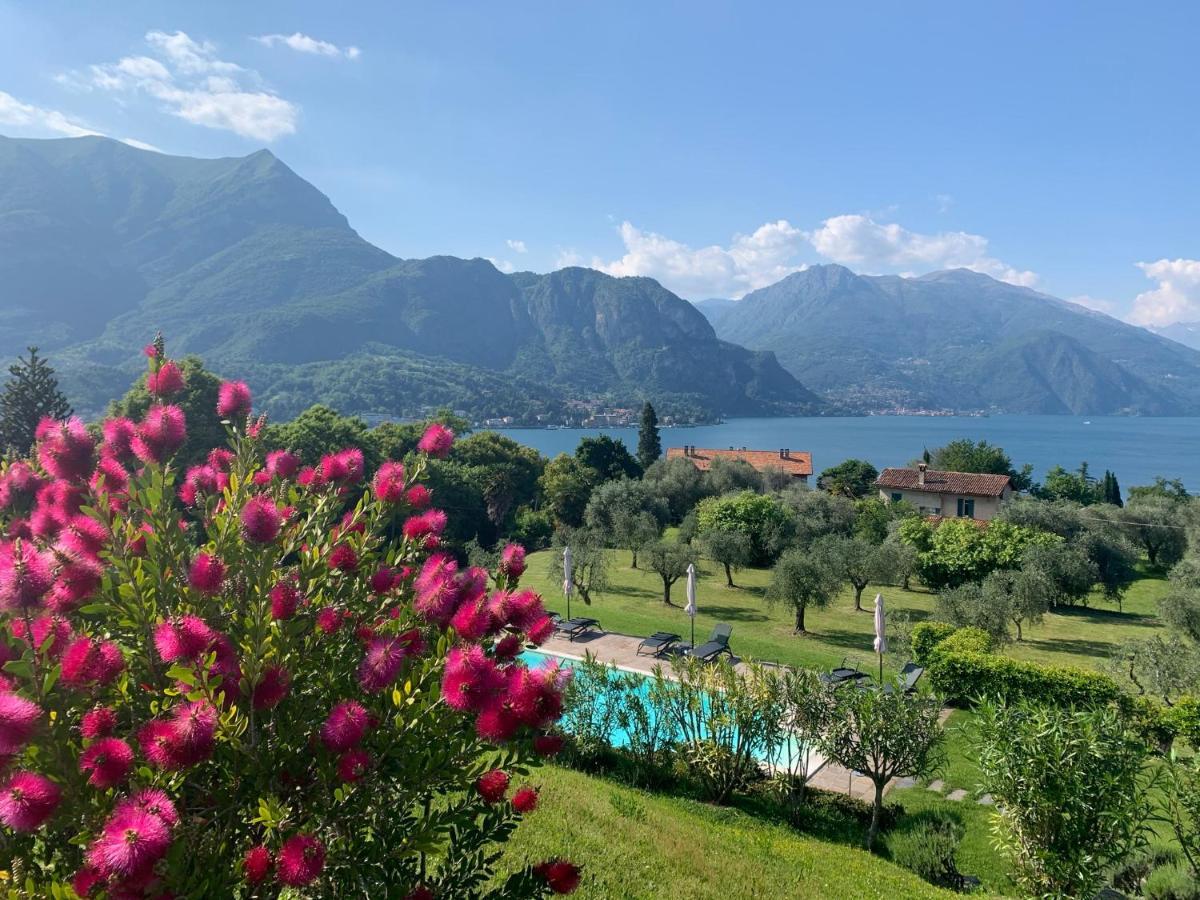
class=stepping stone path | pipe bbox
[978,794,994,805]
[946,789,968,802]
[926,779,945,792]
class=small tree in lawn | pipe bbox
[974,698,1157,899]
[644,540,696,606]
[0,346,72,455]
[820,686,944,850]
[767,548,839,634]
[813,534,901,612]
[636,402,661,472]
[550,529,610,605]
[700,528,753,587]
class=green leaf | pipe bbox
[3,658,34,679]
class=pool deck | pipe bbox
[540,627,950,802]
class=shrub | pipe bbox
[0,349,573,897]
[885,810,965,889]
[1145,862,1200,900]
[694,491,794,565]
[930,626,995,658]
[910,621,957,665]
[928,649,1123,708]
[1173,695,1200,751]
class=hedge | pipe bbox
[927,650,1125,708]
[910,621,957,665]
[930,626,994,658]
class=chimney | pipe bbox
[779,448,785,459]
[917,461,927,486]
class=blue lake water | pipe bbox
[499,415,1200,491]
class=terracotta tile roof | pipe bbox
[875,467,1011,497]
[666,446,812,477]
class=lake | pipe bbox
[497,416,1200,490]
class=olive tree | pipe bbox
[644,540,697,606]
[766,547,840,634]
[700,528,753,587]
[812,534,902,612]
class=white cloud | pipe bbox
[0,90,100,137]
[76,30,299,141]
[1128,259,1200,326]
[1068,295,1119,315]
[255,33,360,60]
[592,220,808,298]
[486,257,516,274]
[808,214,1038,287]
[506,239,528,254]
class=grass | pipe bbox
[524,548,1170,676]
[495,764,958,898]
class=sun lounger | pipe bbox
[686,623,733,661]
[883,662,925,695]
[636,631,681,657]
[554,617,601,641]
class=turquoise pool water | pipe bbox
[520,649,822,771]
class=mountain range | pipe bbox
[2,134,1199,421]
[698,266,1200,415]
[0,135,816,422]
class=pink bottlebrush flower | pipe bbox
[0,540,54,611]
[5,519,32,541]
[143,343,159,359]
[79,737,134,789]
[82,706,118,740]
[315,607,342,634]
[441,645,503,712]
[328,543,358,573]
[510,663,569,729]
[89,806,171,879]
[277,833,325,887]
[402,509,448,542]
[207,448,235,471]
[252,470,272,486]
[499,543,527,579]
[405,888,436,900]
[451,597,492,643]
[154,616,215,663]
[13,614,73,658]
[373,461,407,503]
[320,700,369,752]
[533,733,565,757]
[368,566,398,595]
[0,692,41,754]
[494,633,523,661]
[117,787,178,828]
[337,748,371,783]
[216,381,252,419]
[270,581,301,620]
[251,665,291,710]
[90,457,130,499]
[36,417,96,482]
[0,771,60,830]
[71,866,105,897]
[336,447,365,484]
[206,634,243,697]
[357,631,423,693]
[146,361,185,397]
[46,560,103,614]
[132,405,186,464]
[241,495,282,544]
[101,418,137,461]
[476,769,510,804]
[527,615,556,646]
[180,463,225,507]
[404,484,432,508]
[243,845,272,884]
[512,786,539,813]
[188,553,225,595]
[507,590,547,632]
[297,466,323,489]
[29,504,66,541]
[61,637,109,688]
[318,452,349,483]
[475,701,520,744]
[533,860,582,895]
[417,423,454,458]
[266,449,301,479]
[59,515,108,560]
[414,554,459,626]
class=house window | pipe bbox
[957,498,975,518]
[890,492,902,503]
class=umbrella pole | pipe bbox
[878,653,883,684]
[690,616,695,650]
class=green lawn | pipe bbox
[525,548,1169,676]
[496,764,958,899]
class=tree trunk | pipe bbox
[866,782,884,850]
[854,583,866,611]
[662,579,673,605]
[723,562,735,587]
[631,549,638,569]
[1014,619,1023,641]
[794,604,806,634]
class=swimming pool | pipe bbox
[520,648,824,773]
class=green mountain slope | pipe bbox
[706,264,1200,414]
[0,135,817,421]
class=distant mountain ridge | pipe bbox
[0,135,818,422]
[1148,322,1200,352]
[699,265,1200,415]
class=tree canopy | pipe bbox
[0,346,71,455]
[924,438,1033,491]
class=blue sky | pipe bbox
[2,1,1198,323]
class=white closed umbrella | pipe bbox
[563,546,574,620]
[873,592,887,682]
[685,562,698,649]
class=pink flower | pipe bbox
[405,484,432,508]
[509,663,569,729]
[277,833,325,887]
[36,417,95,482]
[71,866,105,897]
[117,788,178,827]
[373,461,407,503]
[188,553,225,594]
[0,540,54,610]
[368,566,398,595]
[319,447,365,486]
[512,786,539,813]
[451,597,493,642]
[476,769,509,803]
[270,581,301,620]
[0,771,60,831]
[89,806,171,879]
[475,701,521,744]
[143,343,159,359]
[13,614,73,658]
[337,748,371,783]
[146,361,185,397]
[328,543,358,573]
[132,405,186,464]
[320,701,369,752]
[90,457,130,499]
[243,845,272,884]
[0,692,41,754]
[79,737,134,789]
[315,607,342,634]
[494,633,523,660]
[208,448,234,471]
[499,543,527,579]
[180,463,226,506]
[216,381,252,419]
[251,665,291,710]
[534,860,582,895]
[414,554,460,627]
[533,734,565,757]
[402,509,448,542]
[357,631,423,693]
[417,423,454,458]
[241,495,282,544]
[441,646,503,712]
[61,637,125,688]
[101,418,137,461]
[266,449,301,479]
[46,560,103,614]
[527,614,556,646]
[139,702,218,770]
[153,615,215,663]
[81,706,118,739]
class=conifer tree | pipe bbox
[0,346,71,454]
[636,401,662,472]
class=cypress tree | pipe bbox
[1102,470,1123,507]
[636,402,662,472]
[0,346,71,454]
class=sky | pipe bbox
[1,1,1198,325]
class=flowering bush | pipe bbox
[0,346,576,897]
